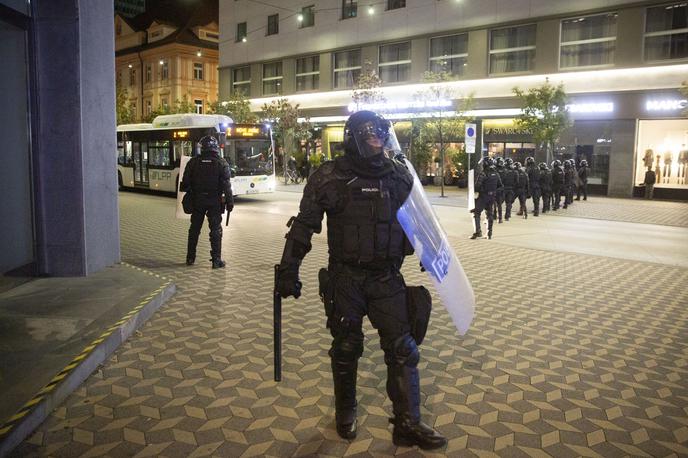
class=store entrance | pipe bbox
[488,142,536,165]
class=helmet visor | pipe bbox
[352,118,398,158]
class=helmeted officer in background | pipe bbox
[493,157,506,223]
[514,162,529,218]
[525,157,541,217]
[551,160,564,210]
[576,159,589,201]
[539,162,552,213]
[501,158,519,221]
[276,111,447,450]
[563,159,574,208]
[180,136,234,268]
[471,157,503,239]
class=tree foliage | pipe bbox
[351,60,386,110]
[513,78,570,163]
[142,93,196,123]
[116,86,136,125]
[208,91,258,123]
[261,98,312,174]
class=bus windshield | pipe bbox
[229,139,273,176]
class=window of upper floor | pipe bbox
[194,99,204,114]
[387,0,405,10]
[560,12,617,70]
[299,5,315,28]
[296,55,320,92]
[197,28,219,42]
[129,68,136,86]
[232,66,251,96]
[489,24,536,74]
[429,33,468,76]
[160,60,169,80]
[263,62,283,95]
[342,0,357,19]
[194,62,204,80]
[267,14,279,35]
[333,48,362,89]
[379,41,411,83]
[145,64,152,83]
[237,22,247,42]
[644,2,688,62]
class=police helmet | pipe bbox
[551,159,561,168]
[495,157,505,167]
[526,156,535,165]
[538,162,548,170]
[484,157,496,169]
[564,160,572,169]
[504,157,514,167]
[580,159,588,167]
[199,135,220,154]
[514,161,522,169]
[343,110,399,159]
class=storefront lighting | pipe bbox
[368,5,374,15]
[297,14,303,22]
[645,99,688,111]
[347,100,452,112]
[566,102,614,113]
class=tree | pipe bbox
[116,86,136,125]
[513,78,570,164]
[208,91,258,123]
[351,60,386,111]
[261,98,312,181]
[414,70,473,196]
[142,93,197,123]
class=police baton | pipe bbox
[273,264,282,382]
[225,209,230,227]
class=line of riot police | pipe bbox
[471,156,590,239]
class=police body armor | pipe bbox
[190,152,227,206]
[326,158,414,267]
[501,167,518,190]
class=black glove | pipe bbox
[226,202,234,213]
[277,264,302,299]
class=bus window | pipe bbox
[149,140,170,166]
[172,140,193,167]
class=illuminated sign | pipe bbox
[645,99,688,111]
[233,126,261,136]
[348,100,452,112]
[566,102,614,113]
[173,130,189,139]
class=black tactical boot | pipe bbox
[211,259,226,269]
[390,416,447,450]
[470,231,482,239]
[487,230,492,240]
[185,256,195,266]
[332,358,358,440]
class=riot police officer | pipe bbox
[471,157,502,239]
[276,111,447,450]
[514,162,529,218]
[525,157,541,216]
[180,136,233,268]
[551,160,564,210]
[501,158,519,221]
[539,162,552,213]
[493,157,506,223]
[563,159,574,208]
[576,159,589,200]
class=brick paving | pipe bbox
[11,191,688,457]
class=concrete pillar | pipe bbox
[608,119,637,197]
[466,29,488,79]
[33,0,120,275]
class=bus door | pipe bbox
[133,141,149,186]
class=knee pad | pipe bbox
[385,334,419,367]
[330,335,363,362]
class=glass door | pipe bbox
[133,142,149,186]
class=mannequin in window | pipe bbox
[663,150,672,184]
[655,154,662,185]
[643,148,654,169]
[678,145,688,185]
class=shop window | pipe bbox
[342,0,357,19]
[296,55,319,91]
[262,61,283,95]
[635,119,688,189]
[489,24,536,74]
[233,65,251,95]
[299,5,315,28]
[333,49,361,89]
[387,0,405,10]
[430,34,468,76]
[560,12,617,69]
[556,120,615,186]
[379,41,410,83]
[267,14,279,35]
[236,22,247,42]
[644,2,688,61]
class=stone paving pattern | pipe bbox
[11,192,688,457]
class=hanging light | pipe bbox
[368,5,374,15]
[196,50,202,57]
[297,13,304,22]
[241,37,247,42]
[159,59,164,65]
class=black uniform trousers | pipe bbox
[552,185,562,209]
[530,187,541,215]
[541,188,551,212]
[474,193,496,233]
[503,188,515,219]
[516,189,527,216]
[576,181,588,200]
[188,202,223,260]
[493,188,504,222]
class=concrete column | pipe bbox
[608,119,637,197]
[319,52,332,91]
[33,0,120,275]
[282,57,295,95]
[411,37,428,81]
[534,19,559,74]
[251,63,262,96]
[219,67,231,100]
[466,29,488,79]
[616,7,644,68]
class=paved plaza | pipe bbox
[10,190,688,457]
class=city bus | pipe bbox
[117,113,276,195]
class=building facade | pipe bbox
[219,0,688,199]
[115,3,220,122]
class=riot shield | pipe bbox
[397,158,476,335]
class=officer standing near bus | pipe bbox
[276,110,447,450]
[180,136,234,268]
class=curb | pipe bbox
[0,264,176,458]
